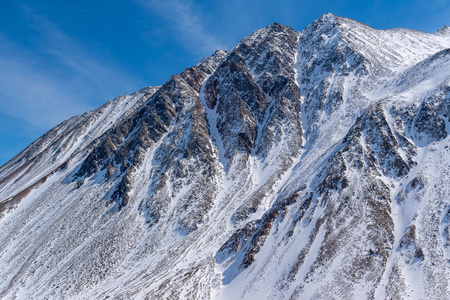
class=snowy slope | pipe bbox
[1,13,450,300]
[0,86,159,216]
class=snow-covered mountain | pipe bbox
[1,13,450,299]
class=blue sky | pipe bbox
[1,0,449,165]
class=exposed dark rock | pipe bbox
[1,14,450,300]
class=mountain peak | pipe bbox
[266,21,289,30]
[315,12,348,26]
[303,12,345,36]
[319,12,338,21]
[438,25,450,35]
[195,49,228,73]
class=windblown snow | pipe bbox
[1,13,450,300]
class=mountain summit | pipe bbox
[1,14,450,299]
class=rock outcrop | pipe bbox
[1,13,450,300]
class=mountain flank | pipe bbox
[1,13,450,299]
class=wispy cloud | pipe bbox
[27,13,139,95]
[0,5,142,131]
[136,0,227,55]
[0,46,89,127]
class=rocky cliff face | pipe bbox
[1,13,450,300]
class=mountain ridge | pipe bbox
[1,14,450,299]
